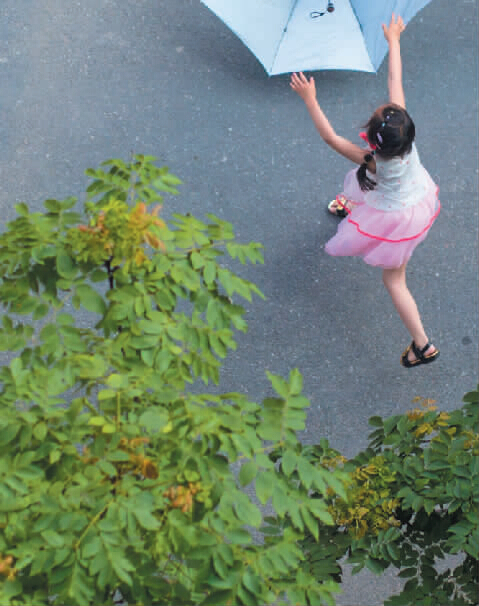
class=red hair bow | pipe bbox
[359,131,377,150]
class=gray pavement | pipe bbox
[1,1,478,604]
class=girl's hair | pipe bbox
[357,104,416,192]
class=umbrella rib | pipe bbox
[349,0,363,33]
[269,0,299,74]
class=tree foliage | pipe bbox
[301,391,479,606]
[0,156,346,606]
[0,155,477,606]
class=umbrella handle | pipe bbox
[310,1,334,18]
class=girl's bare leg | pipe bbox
[382,263,436,361]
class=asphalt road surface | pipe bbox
[0,1,477,604]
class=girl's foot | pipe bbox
[327,195,356,217]
[401,341,439,368]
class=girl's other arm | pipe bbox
[290,72,373,168]
[383,14,406,108]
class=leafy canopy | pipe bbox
[0,156,347,606]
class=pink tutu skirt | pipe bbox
[325,169,441,269]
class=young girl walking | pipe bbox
[290,14,440,368]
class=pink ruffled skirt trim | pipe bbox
[325,169,441,269]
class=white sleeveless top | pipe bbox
[364,144,435,211]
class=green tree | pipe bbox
[0,156,347,606]
[300,391,479,606]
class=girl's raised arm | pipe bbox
[290,72,372,167]
[383,14,406,108]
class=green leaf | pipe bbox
[98,389,116,401]
[411,495,424,511]
[66,560,97,603]
[82,536,101,560]
[44,198,62,212]
[209,333,228,358]
[40,324,58,343]
[386,542,400,562]
[57,313,74,325]
[190,251,205,269]
[49,450,61,464]
[76,284,106,315]
[255,470,274,505]
[301,506,319,541]
[234,495,262,527]
[239,461,257,487]
[4,476,27,494]
[98,460,117,477]
[289,369,303,395]
[281,450,297,476]
[287,587,306,606]
[88,416,106,426]
[57,250,77,279]
[225,529,252,544]
[242,570,262,597]
[41,529,64,548]
[33,422,48,441]
[212,552,229,579]
[271,485,289,517]
[153,177,180,194]
[217,543,234,567]
[308,500,334,525]
[297,458,314,489]
[398,567,418,578]
[134,509,160,530]
[206,299,221,328]
[0,579,23,600]
[323,470,348,501]
[15,202,29,216]
[90,269,108,282]
[267,372,289,398]
[138,319,165,335]
[162,173,182,186]
[463,390,478,403]
[106,374,128,388]
[139,409,168,432]
[365,557,387,575]
[33,303,50,320]
[0,425,21,447]
[107,450,131,462]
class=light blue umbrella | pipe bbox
[200,0,433,74]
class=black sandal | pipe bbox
[401,341,440,368]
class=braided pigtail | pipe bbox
[356,152,376,192]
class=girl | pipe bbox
[290,14,440,368]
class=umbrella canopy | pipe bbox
[200,0,433,74]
